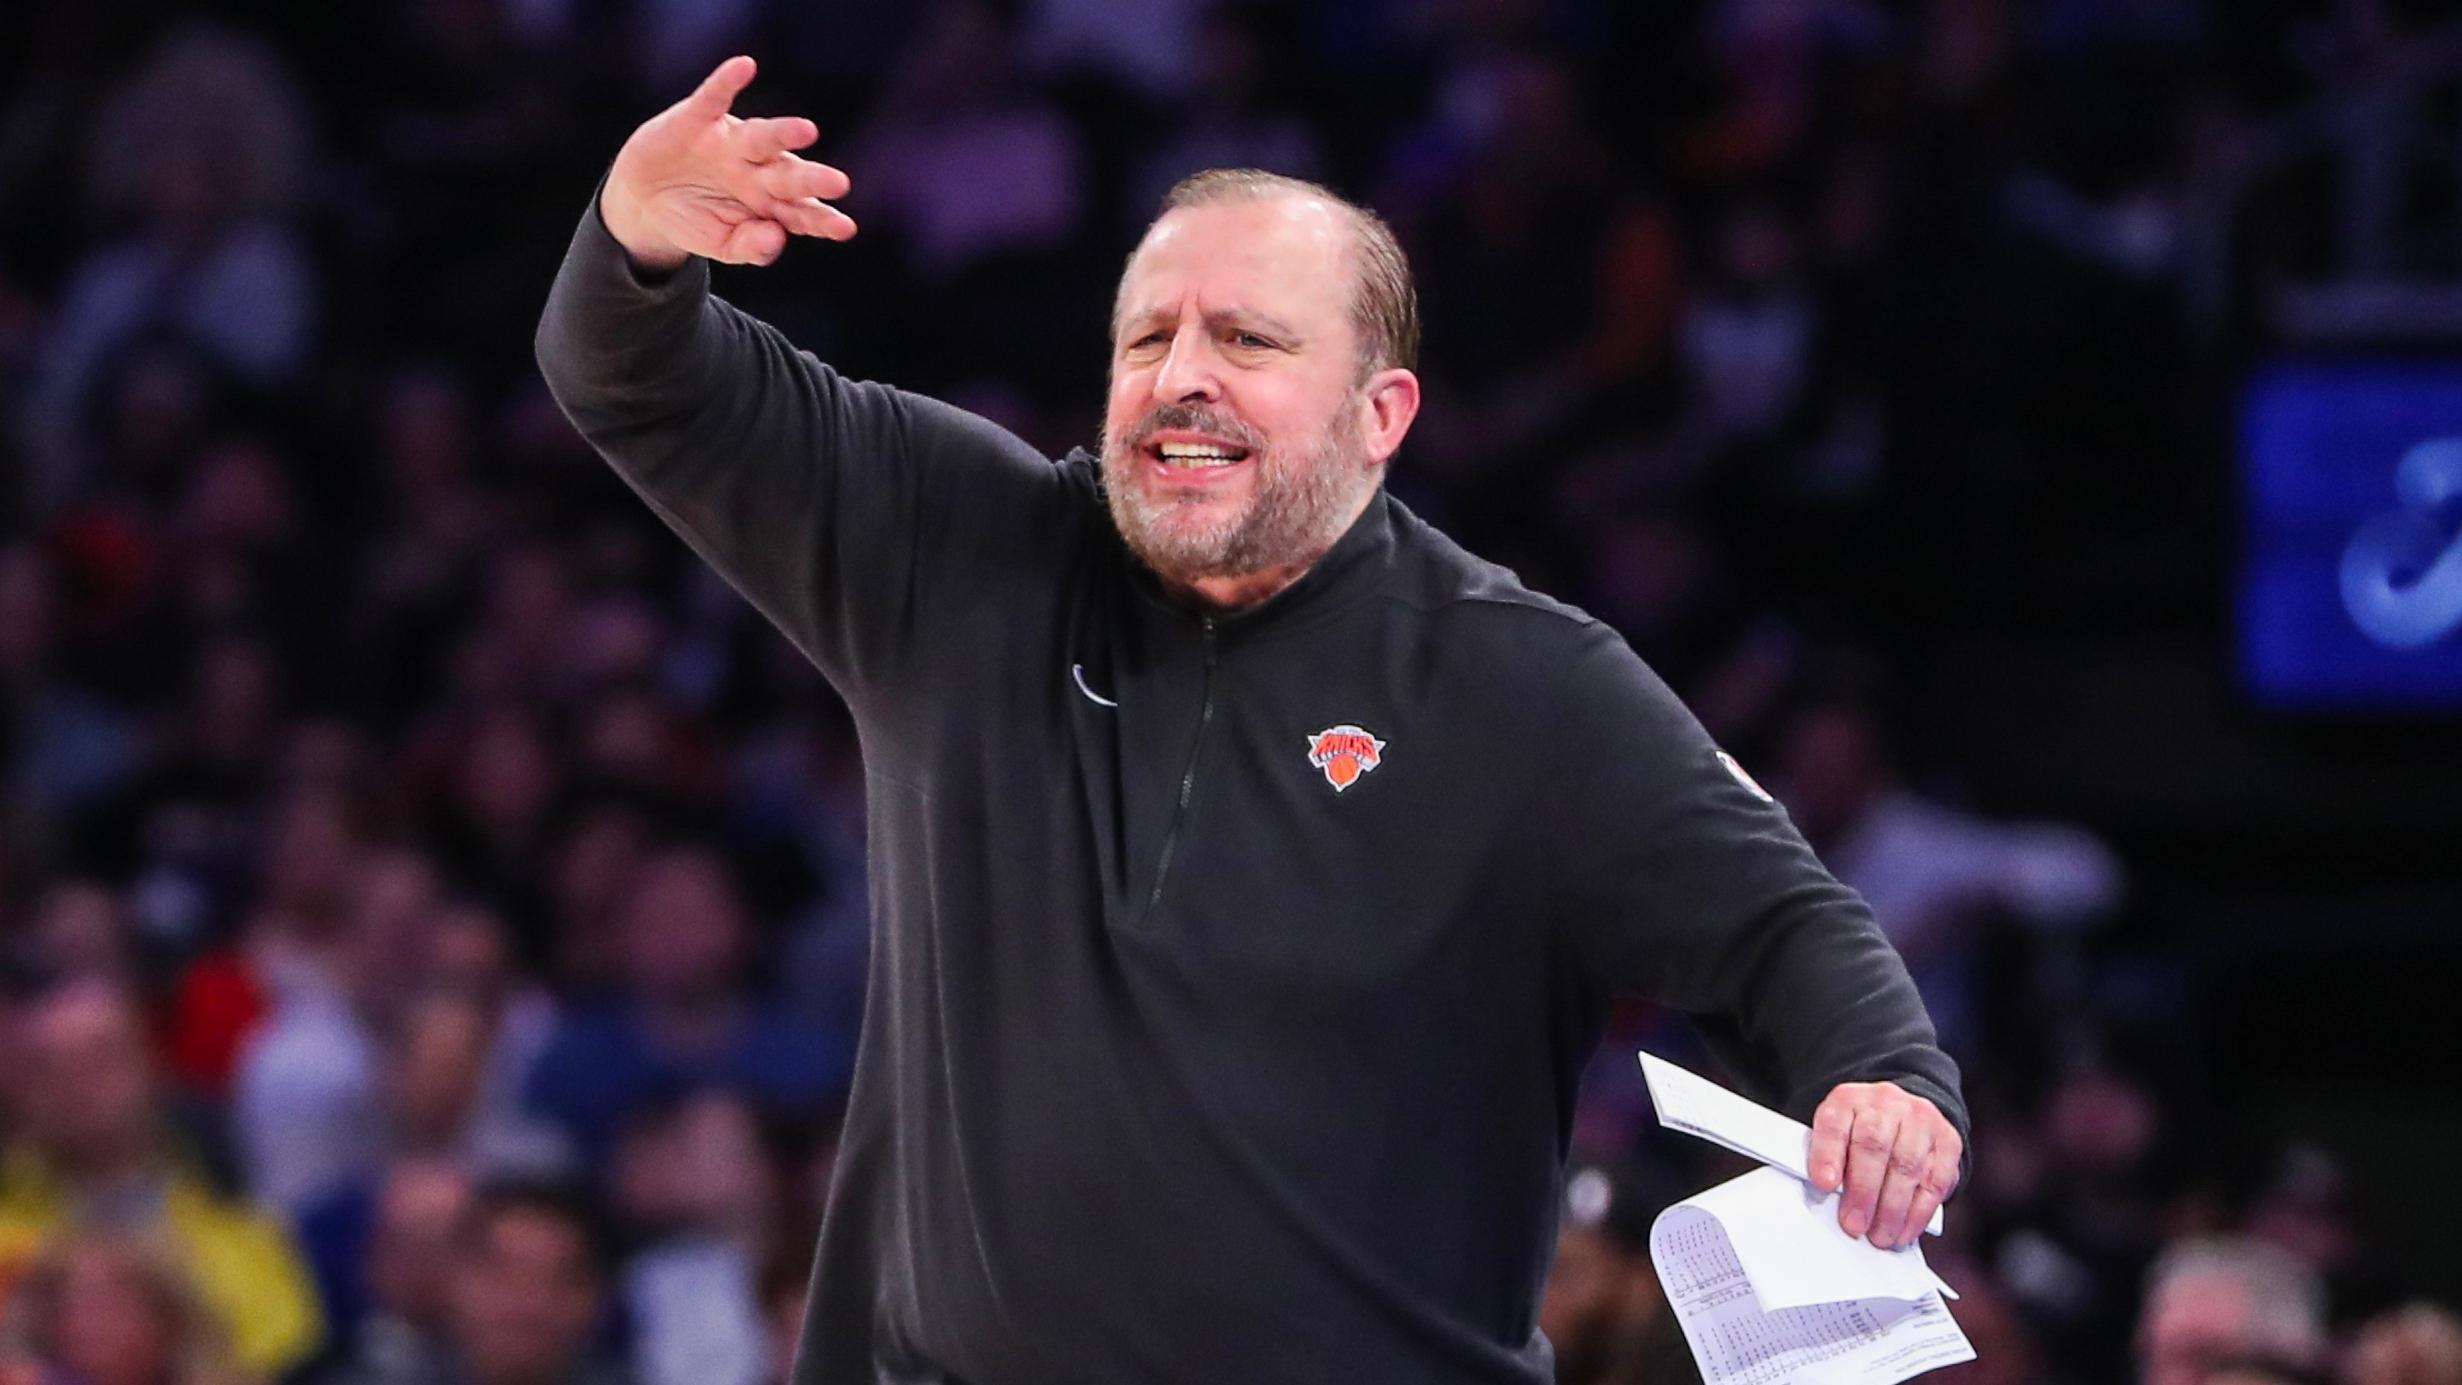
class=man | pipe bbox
[2135,1236,2330,1385]
[520,845,847,1169]
[308,1155,472,1385]
[234,847,441,1217]
[536,54,1967,1384]
[440,1182,629,1385]
[0,979,323,1377]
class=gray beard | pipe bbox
[1099,406,1373,587]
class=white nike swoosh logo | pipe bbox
[1071,664,1118,708]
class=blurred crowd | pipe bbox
[0,2,2455,1384]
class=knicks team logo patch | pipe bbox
[1305,724,1387,792]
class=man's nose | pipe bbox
[1152,332,1222,403]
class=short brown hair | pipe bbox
[1133,169,1420,380]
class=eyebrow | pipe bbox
[1117,306,1306,343]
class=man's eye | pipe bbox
[1128,332,1167,349]
[1233,332,1272,349]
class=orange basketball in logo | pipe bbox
[1305,724,1387,793]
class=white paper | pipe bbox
[1639,1053,1943,1238]
[1685,1167,1955,1312]
[1638,1054,1973,1385]
[1650,1193,1976,1385]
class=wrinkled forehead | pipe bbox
[1113,194,1358,339]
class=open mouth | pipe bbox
[1145,440,1253,471]
[1136,426,1257,476]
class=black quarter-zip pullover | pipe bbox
[536,186,1967,1385]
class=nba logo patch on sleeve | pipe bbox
[1715,749,1774,803]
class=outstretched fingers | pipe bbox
[745,156,855,239]
[734,115,823,162]
[667,59,852,257]
[775,197,858,241]
[753,155,847,205]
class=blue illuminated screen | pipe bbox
[2239,362,2462,707]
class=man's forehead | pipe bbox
[1118,195,1354,321]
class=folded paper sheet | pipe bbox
[1638,1053,1944,1238]
[1640,1055,1975,1385]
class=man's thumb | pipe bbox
[682,55,758,121]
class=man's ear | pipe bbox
[1358,368,1421,466]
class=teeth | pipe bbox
[1155,442,1245,467]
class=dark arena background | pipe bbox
[0,2,2458,1384]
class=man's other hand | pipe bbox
[600,55,858,272]
[1807,1081,1961,1250]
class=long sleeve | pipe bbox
[1546,623,1968,1150]
[533,176,1074,709]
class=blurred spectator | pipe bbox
[2137,1236,2330,1385]
[1767,694,2122,1052]
[1578,512,1758,695]
[731,710,868,1046]
[0,545,145,832]
[1126,5,1327,221]
[0,1230,243,1385]
[0,980,321,1376]
[539,799,662,991]
[2342,1304,2462,1385]
[1926,1251,2046,1385]
[161,786,364,1101]
[1395,47,1681,544]
[301,1156,471,1385]
[159,436,342,679]
[445,543,580,710]
[382,978,560,1177]
[286,927,562,1352]
[500,0,768,99]
[847,2,1087,284]
[842,0,1101,425]
[2245,1143,2396,1332]
[521,847,847,1170]
[434,1182,624,1385]
[2206,1368,2321,1385]
[1772,696,2123,953]
[610,1092,771,1385]
[346,0,593,370]
[21,882,139,993]
[570,683,724,809]
[1539,1159,1693,1385]
[404,703,563,957]
[1985,1057,2174,1381]
[351,367,505,730]
[1698,197,1815,410]
[81,635,291,967]
[1019,0,1205,97]
[230,849,439,1215]
[20,26,317,517]
[756,1242,815,1385]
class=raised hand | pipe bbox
[599,55,857,272]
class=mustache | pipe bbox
[1109,402,1266,455]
